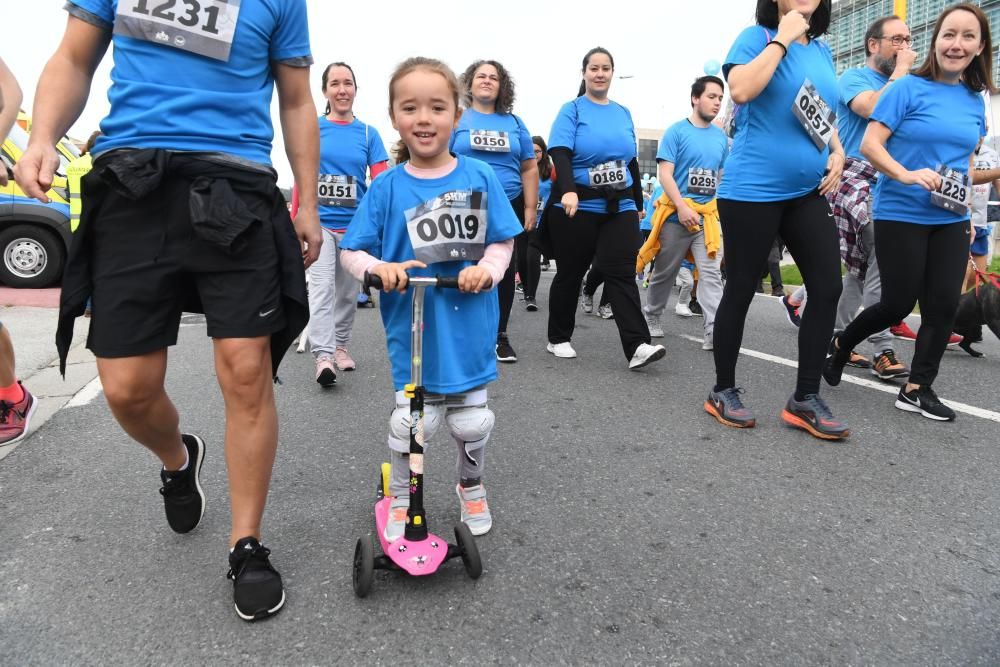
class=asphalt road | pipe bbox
[1,273,998,665]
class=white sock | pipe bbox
[164,442,190,474]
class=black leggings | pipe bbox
[516,229,541,300]
[546,206,649,359]
[497,193,525,335]
[837,219,970,386]
[583,267,611,307]
[715,192,842,397]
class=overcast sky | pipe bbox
[8,1,756,186]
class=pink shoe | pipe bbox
[334,346,356,371]
[0,383,37,447]
[315,356,336,387]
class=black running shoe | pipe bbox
[781,393,850,440]
[822,337,848,387]
[228,537,285,621]
[524,297,539,312]
[895,385,956,421]
[704,387,756,428]
[689,298,703,317]
[159,434,206,534]
[781,295,801,328]
[496,333,517,363]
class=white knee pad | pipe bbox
[388,403,444,454]
[446,405,495,449]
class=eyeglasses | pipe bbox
[879,35,913,46]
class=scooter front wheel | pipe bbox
[353,537,375,597]
[454,523,482,579]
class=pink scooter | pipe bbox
[352,273,482,597]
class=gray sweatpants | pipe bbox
[643,222,722,336]
[308,229,360,356]
[835,222,893,356]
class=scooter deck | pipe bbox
[374,497,450,576]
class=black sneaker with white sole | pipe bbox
[496,333,517,363]
[894,385,956,421]
[228,537,286,621]
[159,434,206,534]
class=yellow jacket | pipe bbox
[636,194,720,273]
[66,154,93,233]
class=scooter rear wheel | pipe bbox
[353,537,375,597]
[454,523,482,579]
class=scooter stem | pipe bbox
[405,283,429,541]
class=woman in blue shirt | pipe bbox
[544,47,665,370]
[533,135,553,274]
[707,0,850,440]
[825,3,994,422]
[452,60,538,363]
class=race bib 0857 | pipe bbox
[405,190,488,265]
[115,0,241,62]
[791,79,836,151]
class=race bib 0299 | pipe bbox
[470,130,510,153]
[930,165,970,215]
[405,190,488,265]
[791,79,836,151]
[115,0,241,62]
[317,175,357,207]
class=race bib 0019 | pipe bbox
[588,160,627,189]
[930,165,969,215]
[687,168,719,197]
[470,130,510,153]
[405,190,488,265]
[115,0,241,62]
[791,79,836,151]
[317,175,357,207]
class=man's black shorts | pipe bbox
[85,169,288,359]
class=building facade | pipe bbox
[828,0,1000,87]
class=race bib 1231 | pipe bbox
[115,0,241,62]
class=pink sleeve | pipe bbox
[369,161,390,179]
[478,239,514,288]
[290,185,300,220]
[340,249,384,282]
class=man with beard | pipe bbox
[639,76,728,351]
[825,15,915,381]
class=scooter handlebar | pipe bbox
[364,272,461,291]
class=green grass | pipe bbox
[776,254,1000,289]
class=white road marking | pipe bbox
[64,377,103,408]
[679,334,1000,424]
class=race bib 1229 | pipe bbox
[115,0,241,62]
[930,165,969,215]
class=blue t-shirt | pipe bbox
[657,119,729,222]
[538,177,553,209]
[318,117,389,231]
[67,0,311,166]
[870,75,985,225]
[837,67,889,159]
[341,156,523,394]
[451,109,534,200]
[719,26,838,201]
[640,184,663,231]
[548,97,638,214]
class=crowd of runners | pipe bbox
[2,0,995,622]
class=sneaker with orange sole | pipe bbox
[781,393,850,440]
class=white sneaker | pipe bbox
[629,343,666,370]
[702,334,714,351]
[644,313,664,338]
[546,342,577,358]
[675,302,694,317]
[598,304,614,319]
[456,483,492,536]
[384,496,409,543]
[581,294,594,314]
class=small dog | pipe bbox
[952,270,1000,357]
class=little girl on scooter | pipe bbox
[340,57,523,542]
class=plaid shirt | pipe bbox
[826,157,878,280]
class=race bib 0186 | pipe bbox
[115,0,241,62]
[791,79,836,151]
[930,165,969,215]
[405,190,488,265]
[687,168,719,197]
[317,175,357,207]
[588,160,628,189]
[470,130,510,153]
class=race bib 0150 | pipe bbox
[405,190,488,265]
[115,0,241,62]
[470,130,510,153]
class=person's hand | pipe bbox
[291,207,323,268]
[892,47,917,77]
[561,191,579,218]
[776,10,810,47]
[899,168,941,191]
[524,207,537,232]
[371,259,426,292]
[819,152,845,195]
[677,202,702,231]
[458,265,493,293]
[13,143,61,202]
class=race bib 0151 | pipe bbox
[405,190,488,265]
[317,175,357,207]
[115,0,241,62]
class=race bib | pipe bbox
[405,191,488,265]
[687,168,719,197]
[791,80,836,151]
[317,175,357,207]
[588,160,628,189]
[114,0,241,62]
[930,165,969,215]
[469,130,510,153]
